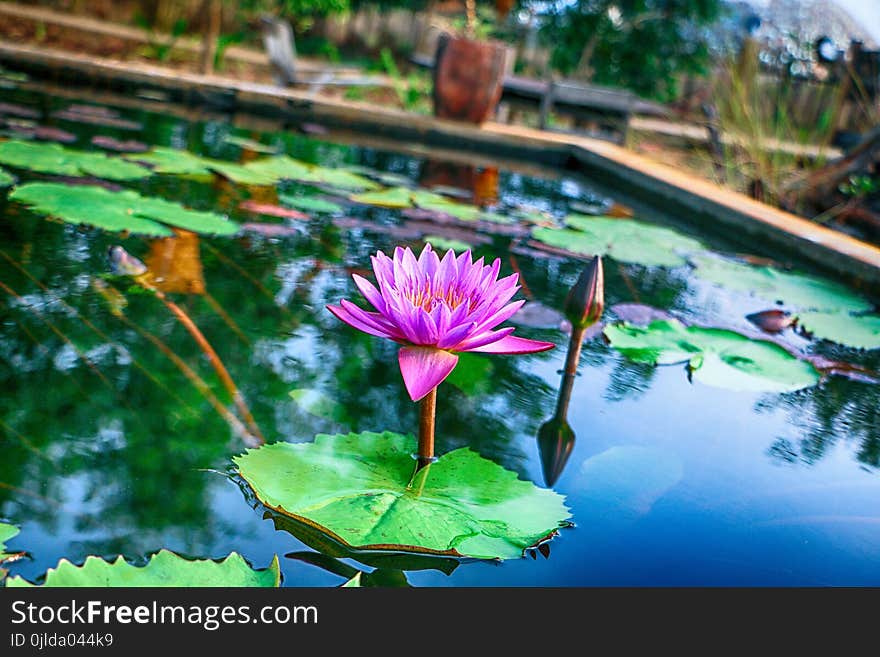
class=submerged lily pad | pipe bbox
[11,182,238,237]
[234,432,570,560]
[532,215,703,267]
[0,140,152,180]
[690,254,872,313]
[604,319,821,392]
[6,550,281,587]
[796,311,880,350]
[289,388,349,423]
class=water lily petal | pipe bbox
[468,335,556,354]
[398,346,460,401]
[454,326,516,351]
[352,274,387,313]
[473,299,526,333]
[327,304,394,339]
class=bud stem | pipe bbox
[556,326,585,419]
[417,387,437,470]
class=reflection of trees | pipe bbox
[760,377,880,469]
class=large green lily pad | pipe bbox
[350,186,413,208]
[279,193,344,214]
[124,146,276,185]
[290,388,349,423]
[10,182,238,236]
[796,311,880,350]
[243,156,379,191]
[604,319,821,392]
[0,139,152,180]
[424,235,474,253]
[690,254,872,313]
[348,186,482,219]
[6,550,281,587]
[234,431,571,560]
[532,215,704,267]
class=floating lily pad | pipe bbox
[279,193,344,214]
[350,186,413,208]
[690,254,872,313]
[126,146,213,175]
[0,102,40,119]
[290,388,349,423]
[796,311,880,350]
[0,166,14,188]
[417,199,482,221]
[478,211,517,225]
[532,215,703,267]
[11,182,238,237]
[7,125,77,143]
[209,161,278,185]
[90,135,149,153]
[222,134,278,153]
[125,147,276,185]
[234,432,570,560]
[244,156,379,191]
[0,140,152,180]
[6,550,281,587]
[424,236,473,252]
[604,319,821,392]
[51,106,142,131]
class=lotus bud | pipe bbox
[563,255,604,330]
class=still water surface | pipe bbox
[1,86,878,586]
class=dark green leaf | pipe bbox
[0,140,152,180]
[234,432,571,560]
[10,182,238,236]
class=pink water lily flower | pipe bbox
[327,244,555,401]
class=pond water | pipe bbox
[1,83,879,586]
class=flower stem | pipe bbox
[417,387,437,469]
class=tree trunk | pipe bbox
[199,0,221,75]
